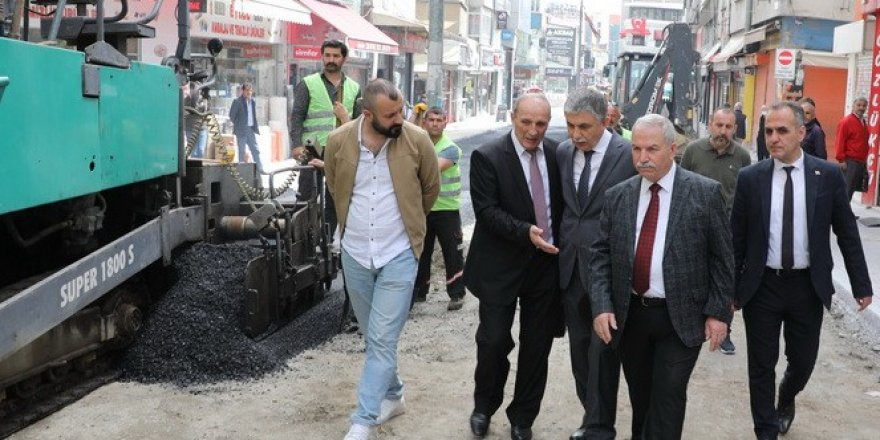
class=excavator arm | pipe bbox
[620,23,700,137]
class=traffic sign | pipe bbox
[775,48,796,80]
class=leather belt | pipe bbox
[765,267,810,278]
[631,294,667,307]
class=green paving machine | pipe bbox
[0,0,338,415]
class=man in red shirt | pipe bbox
[835,97,869,201]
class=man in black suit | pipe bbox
[465,93,562,440]
[228,82,263,172]
[556,88,636,440]
[731,101,873,440]
[591,114,734,440]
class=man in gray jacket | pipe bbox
[591,114,734,440]
[556,88,636,440]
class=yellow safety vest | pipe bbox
[302,73,359,151]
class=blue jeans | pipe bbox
[235,128,262,172]
[342,248,417,426]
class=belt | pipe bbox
[765,267,810,278]
[631,294,667,307]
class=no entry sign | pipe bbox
[775,48,796,80]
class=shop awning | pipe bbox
[711,35,744,64]
[700,42,721,63]
[743,25,769,45]
[370,11,428,33]
[238,0,312,25]
[300,0,399,55]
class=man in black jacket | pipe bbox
[465,93,562,440]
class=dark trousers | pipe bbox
[844,159,867,202]
[562,273,620,438]
[473,252,558,428]
[742,269,823,438]
[413,210,465,302]
[619,299,701,440]
[298,168,337,238]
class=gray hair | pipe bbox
[563,87,607,120]
[632,114,676,146]
[854,97,868,105]
[362,78,402,111]
[512,92,551,114]
[769,101,805,127]
[712,106,735,121]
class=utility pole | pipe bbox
[427,0,444,109]
[576,0,584,89]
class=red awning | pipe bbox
[300,0,399,55]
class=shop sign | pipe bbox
[292,45,322,60]
[288,19,331,45]
[863,19,880,205]
[496,11,508,29]
[349,39,398,55]
[190,0,282,44]
[383,29,428,53]
[545,27,575,66]
[545,67,572,77]
[241,44,273,58]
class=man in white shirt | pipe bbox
[323,79,439,440]
[731,101,873,440]
[591,114,733,440]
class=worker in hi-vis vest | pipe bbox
[290,39,363,239]
[412,107,466,312]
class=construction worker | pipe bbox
[412,107,466,311]
[289,39,362,238]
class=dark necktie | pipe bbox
[528,150,550,241]
[632,183,661,296]
[578,150,594,208]
[781,166,794,270]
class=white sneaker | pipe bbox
[343,423,372,440]
[376,396,406,424]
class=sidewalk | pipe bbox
[445,111,511,139]
[832,199,880,336]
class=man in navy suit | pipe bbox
[731,101,873,440]
[465,93,563,440]
[228,83,263,172]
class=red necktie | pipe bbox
[633,183,661,296]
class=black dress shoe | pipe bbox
[511,425,533,440]
[469,411,490,438]
[777,400,796,435]
[570,427,587,440]
[757,433,778,440]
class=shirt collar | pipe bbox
[357,116,391,153]
[593,129,612,155]
[511,131,544,157]
[699,137,738,156]
[641,162,677,193]
[773,149,805,171]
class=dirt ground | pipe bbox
[10,244,880,439]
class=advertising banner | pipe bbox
[863,18,880,205]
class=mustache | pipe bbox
[636,163,656,170]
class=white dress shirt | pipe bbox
[767,152,810,269]
[511,132,553,244]
[573,129,611,191]
[341,118,411,269]
[634,164,677,298]
[246,98,255,127]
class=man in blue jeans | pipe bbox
[228,83,263,172]
[323,79,439,440]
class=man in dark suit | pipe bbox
[591,114,734,440]
[556,88,636,440]
[734,102,747,141]
[465,93,562,440]
[228,83,263,172]
[731,101,873,440]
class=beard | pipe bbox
[324,62,340,73]
[710,134,731,149]
[372,119,403,138]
